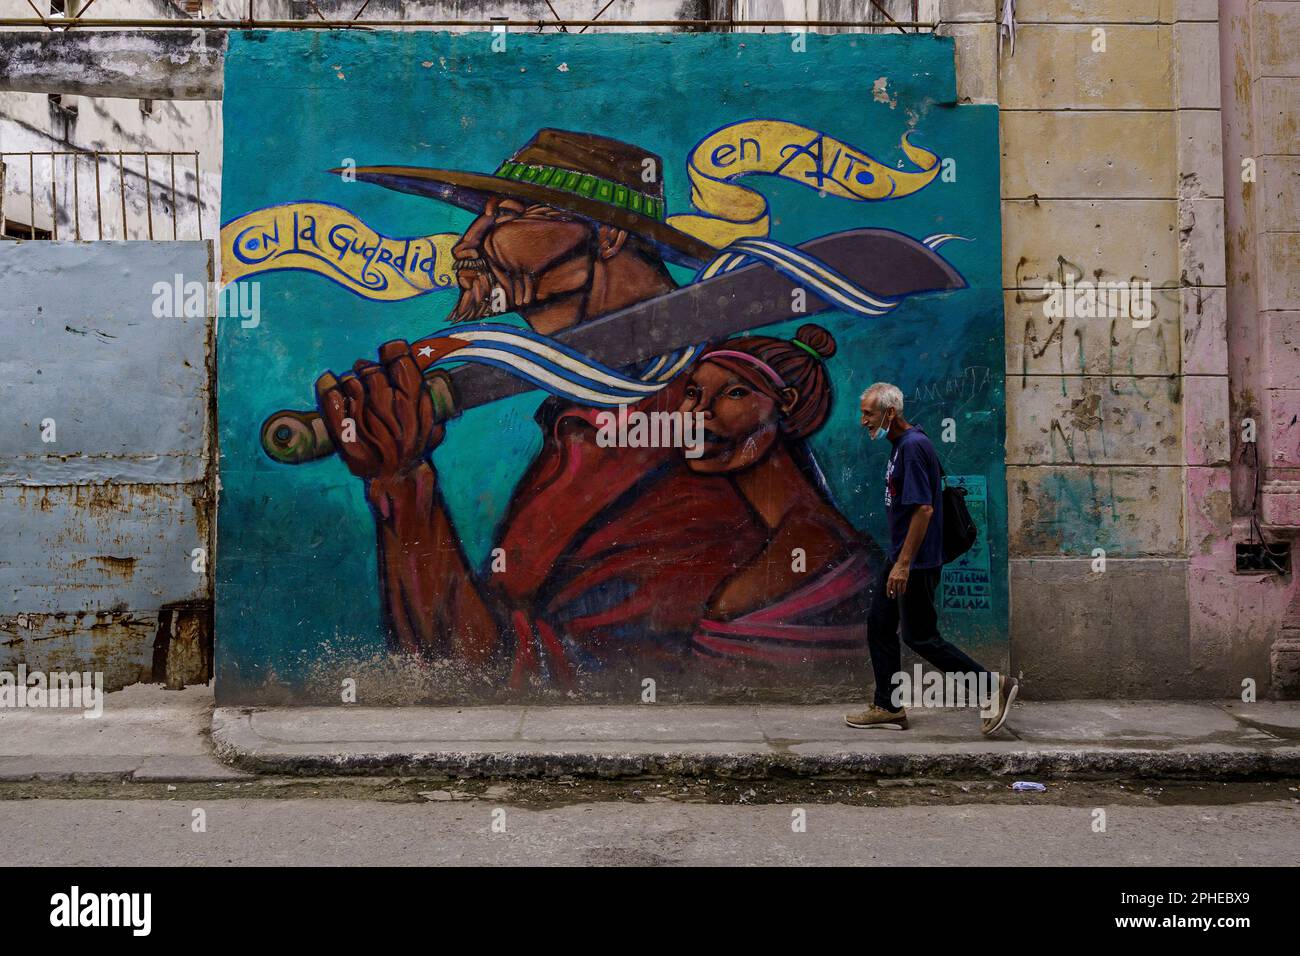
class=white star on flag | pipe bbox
[417,345,435,357]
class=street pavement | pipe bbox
[0,796,1294,866]
[1,684,1297,866]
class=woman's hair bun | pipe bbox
[795,324,836,360]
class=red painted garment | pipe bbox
[691,548,875,668]
[490,378,769,686]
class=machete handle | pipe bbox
[260,369,459,465]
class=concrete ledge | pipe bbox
[211,701,1300,780]
[0,684,252,783]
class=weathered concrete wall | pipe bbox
[0,241,215,690]
[994,0,1214,695]
[734,2,1294,697]
[978,0,1295,698]
[0,0,222,240]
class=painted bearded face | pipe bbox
[678,361,795,474]
[447,196,599,325]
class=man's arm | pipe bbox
[366,464,498,664]
[317,340,499,664]
[887,504,933,598]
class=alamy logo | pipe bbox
[0,666,103,719]
[152,273,261,327]
[890,665,1000,718]
[594,405,706,458]
[50,886,151,936]
[1040,276,1153,327]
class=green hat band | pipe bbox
[495,162,666,222]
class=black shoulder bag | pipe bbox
[939,464,978,564]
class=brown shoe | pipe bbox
[980,675,1019,736]
[844,705,908,730]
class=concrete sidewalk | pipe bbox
[0,684,250,783]
[212,699,1300,779]
[2,685,1298,782]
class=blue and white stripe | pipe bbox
[425,235,958,406]
[424,322,692,408]
[636,344,704,383]
[696,237,902,317]
[922,233,972,250]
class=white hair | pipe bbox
[860,382,904,413]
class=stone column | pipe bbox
[1220,0,1300,697]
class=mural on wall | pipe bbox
[216,31,1005,703]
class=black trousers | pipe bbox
[867,561,989,709]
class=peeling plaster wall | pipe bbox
[1221,0,1300,697]
[996,0,1237,696]
[0,0,222,240]
[946,0,1293,698]
[0,241,216,690]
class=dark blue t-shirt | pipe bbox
[884,426,944,569]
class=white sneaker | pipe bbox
[980,675,1019,736]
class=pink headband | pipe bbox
[703,349,786,392]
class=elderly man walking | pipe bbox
[845,383,1017,735]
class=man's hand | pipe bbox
[315,339,444,482]
[886,561,911,599]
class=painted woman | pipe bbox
[677,324,882,678]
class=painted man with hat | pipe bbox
[314,129,919,691]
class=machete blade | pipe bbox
[450,228,965,409]
[260,229,965,463]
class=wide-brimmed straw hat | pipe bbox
[335,128,719,267]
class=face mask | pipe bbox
[869,411,891,440]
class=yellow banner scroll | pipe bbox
[221,201,458,301]
[667,121,941,249]
[222,122,940,299]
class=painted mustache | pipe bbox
[448,257,501,324]
[446,256,537,323]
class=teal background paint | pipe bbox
[216,30,1005,700]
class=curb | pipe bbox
[211,709,1300,781]
[0,763,257,785]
